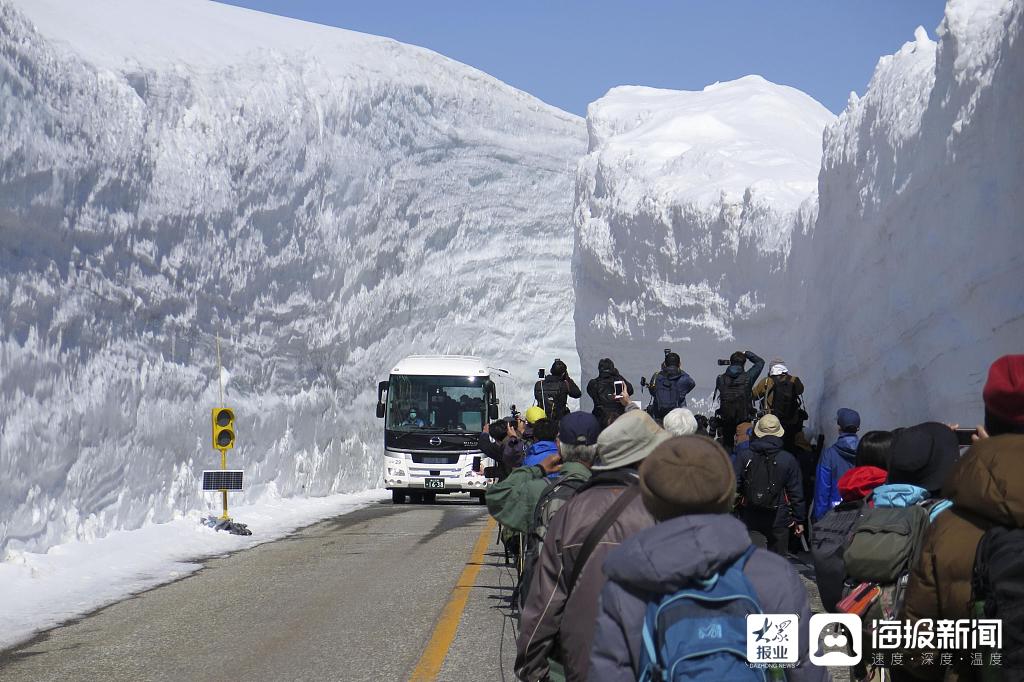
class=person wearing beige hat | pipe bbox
[734,414,807,556]
[589,436,826,682]
[516,409,669,682]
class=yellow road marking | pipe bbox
[408,515,497,681]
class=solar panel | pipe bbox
[202,470,244,491]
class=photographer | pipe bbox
[586,358,634,428]
[715,350,765,449]
[534,359,582,420]
[646,350,695,421]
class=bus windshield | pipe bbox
[385,375,487,433]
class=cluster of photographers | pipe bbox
[475,351,1024,682]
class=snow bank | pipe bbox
[800,0,1023,427]
[574,0,1023,428]
[0,0,586,556]
[574,76,834,407]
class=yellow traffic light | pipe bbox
[211,408,235,450]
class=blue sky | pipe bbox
[215,1,947,116]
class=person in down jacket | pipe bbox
[589,435,827,682]
[812,407,861,520]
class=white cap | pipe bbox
[769,364,789,377]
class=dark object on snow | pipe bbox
[203,515,253,536]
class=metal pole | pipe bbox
[219,446,229,520]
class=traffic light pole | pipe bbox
[218,445,229,520]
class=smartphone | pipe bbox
[955,428,976,446]
[613,380,625,399]
[472,456,482,473]
[538,368,545,379]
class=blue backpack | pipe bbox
[639,545,767,682]
[653,375,686,418]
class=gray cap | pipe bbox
[592,410,671,471]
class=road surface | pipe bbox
[0,496,518,682]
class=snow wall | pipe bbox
[0,0,585,555]
[575,0,1023,429]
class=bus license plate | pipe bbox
[424,478,445,489]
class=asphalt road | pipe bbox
[0,495,519,682]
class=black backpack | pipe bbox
[769,376,800,424]
[742,450,780,510]
[810,499,867,612]
[972,526,1024,675]
[538,378,569,419]
[718,373,751,423]
[518,474,588,607]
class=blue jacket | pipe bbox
[589,514,828,682]
[523,440,559,478]
[812,433,859,521]
[653,367,696,410]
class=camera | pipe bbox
[664,348,672,357]
[538,368,545,379]
[717,358,730,366]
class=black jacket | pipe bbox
[735,435,806,528]
[533,374,582,418]
[586,371,634,409]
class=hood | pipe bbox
[556,461,592,481]
[598,358,616,374]
[726,364,744,378]
[603,514,752,594]
[887,422,959,494]
[945,434,1024,526]
[872,483,930,508]
[662,366,682,380]
[838,466,887,502]
[749,435,784,455]
[524,440,558,469]
[835,434,859,462]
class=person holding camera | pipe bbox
[714,350,765,450]
[645,350,695,421]
[534,359,582,421]
[586,358,634,428]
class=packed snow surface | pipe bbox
[575,0,1023,428]
[575,76,834,404]
[0,0,586,565]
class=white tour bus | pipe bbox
[376,355,512,504]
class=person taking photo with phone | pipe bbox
[586,358,634,428]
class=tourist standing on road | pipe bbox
[534,359,582,420]
[715,350,765,449]
[516,408,668,682]
[812,408,861,521]
[586,358,634,428]
[589,436,827,682]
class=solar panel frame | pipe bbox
[202,470,244,491]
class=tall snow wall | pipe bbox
[0,0,585,555]
[574,77,834,410]
[574,0,1023,428]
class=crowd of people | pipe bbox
[476,352,1024,682]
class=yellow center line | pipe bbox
[408,515,498,682]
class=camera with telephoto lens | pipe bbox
[717,358,730,366]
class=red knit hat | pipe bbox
[983,355,1024,425]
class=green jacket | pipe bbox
[486,461,591,534]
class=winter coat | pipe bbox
[590,513,829,682]
[650,366,696,411]
[586,370,634,412]
[524,440,559,470]
[534,375,582,419]
[714,351,765,420]
[516,469,653,682]
[752,374,805,422]
[812,433,859,520]
[485,461,590,535]
[837,465,887,502]
[735,435,806,528]
[899,435,1024,682]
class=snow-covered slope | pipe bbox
[799,0,1023,427]
[0,0,586,556]
[574,0,1023,428]
[574,76,833,405]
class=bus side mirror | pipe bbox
[376,381,388,419]
[488,403,499,420]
